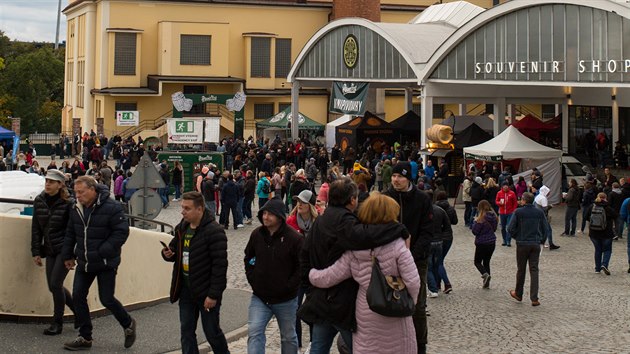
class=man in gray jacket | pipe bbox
[507,192,550,307]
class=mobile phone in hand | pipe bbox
[160,241,168,249]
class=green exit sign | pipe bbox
[176,121,194,133]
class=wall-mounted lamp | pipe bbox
[612,95,617,101]
[566,94,572,100]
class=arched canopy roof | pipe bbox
[422,0,630,86]
[287,1,484,85]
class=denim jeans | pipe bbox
[45,253,74,324]
[499,213,512,245]
[590,237,613,271]
[159,185,170,206]
[464,201,473,226]
[470,207,478,228]
[243,197,253,220]
[236,197,244,225]
[73,269,132,340]
[438,239,452,288]
[427,241,443,293]
[515,244,541,302]
[247,295,298,354]
[259,197,268,209]
[310,322,353,354]
[627,234,630,266]
[564,206,579,235]
[178,285,229,354]
[295,286,312,349]
[174,183,182,199]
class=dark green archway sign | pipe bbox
[172,93,244,139]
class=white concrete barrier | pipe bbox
[0,213,173,319]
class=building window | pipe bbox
[251,37,271,78]
[254,103,274,119]
[275,39,291,78]
[542,104,556,119]
[114,33,137,75]
[279,103,291,113]
[115,102,137,113]
[77,60,85,108]
[180,35,211,65]
[433,104,445,119]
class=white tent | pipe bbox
[325,114,352,149]
[464,126,564,204]
[463,126,562,160]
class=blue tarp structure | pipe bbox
[0,126,16,140]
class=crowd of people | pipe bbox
[18,129,630,354]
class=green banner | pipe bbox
[157,151,223,193]
[329,82,369,116]
[172,93,244,139]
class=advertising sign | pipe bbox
[329,82,369,116]
[157,152,223,192]
[116,111,139,126]
[167,118,204,144]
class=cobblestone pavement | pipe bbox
[156,197,630,354]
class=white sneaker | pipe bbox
[172,198,179,202]
[237,224,245,228]
[428,292,438,298]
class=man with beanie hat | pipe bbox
[384,162,433,354]
[244,197,303,354]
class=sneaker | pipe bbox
[172,198,179,202]
[501,243,506,246]
[43,323,62,336]
[428,292,438,298]
[237,224,245,228]
[613,236,619,241]
[483,274,491,289]
[223,225,229,230]
[509,290,522,302]
[601,266,611,275]
[506,244,511,247]
[544,244,549,248]
[550,244,560,250]
[531,300,541,307]
[124,317,136,349]
[443,285,453,294]
[64,336,92,351]
[595,271,601,274]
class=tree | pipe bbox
[0,47,64,133]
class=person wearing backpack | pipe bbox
[201,172,216,215]
[585,192,618,275]
[256,171,271,208]
[580,182,598,234]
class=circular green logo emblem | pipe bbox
[343,35,358,69]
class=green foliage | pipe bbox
[0,31,65,133]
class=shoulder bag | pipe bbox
[366,250,415,317]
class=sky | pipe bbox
[0,0,67,43]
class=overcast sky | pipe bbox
[0,0,67,43]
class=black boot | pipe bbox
[43,322,63,335]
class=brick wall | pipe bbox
[332,0,381,22]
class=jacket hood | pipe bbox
[612,188,622,194]
[539,185,550,197]
[485,212,498,224]
[258,197,286,223]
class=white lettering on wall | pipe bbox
[475,59,630,75]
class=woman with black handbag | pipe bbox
[309,193,420,354]
[31,169,76,335]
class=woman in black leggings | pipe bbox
[471,200,498,289]
[31,169,75,335]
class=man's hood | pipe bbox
[539,185,550,197]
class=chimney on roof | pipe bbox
[332,0,381,22]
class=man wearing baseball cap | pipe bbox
[384,161,433,354]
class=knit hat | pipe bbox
[392,162,412,180]
[45,169,66,183]
[475,176,483,184]
[258,197,287,223]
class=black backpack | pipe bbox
[261,179,271,194]
[589,204,607,231]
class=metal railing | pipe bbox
[0,197,174,234]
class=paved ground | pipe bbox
[5,156,630,353]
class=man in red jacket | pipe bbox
[496,182,518,247]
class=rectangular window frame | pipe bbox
[251,37,271,78]
[114,32,137,76]
[180,34,211,66]
[254,103,274,119]
[275,38,291,78]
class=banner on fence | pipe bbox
[167,118,204,144]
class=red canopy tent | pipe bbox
[510,114,559,139]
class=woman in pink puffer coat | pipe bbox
[309,193,420,354]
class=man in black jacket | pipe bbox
[384,162,433,354]
[299,177,407,353]
[162,192,229,354]
[244,197,303,353]
[61,176,136,351]
[220,174,240,230]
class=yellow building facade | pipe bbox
[62,0,508,141]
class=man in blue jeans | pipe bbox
[162,192,230,354]
[62,176,136,350]
[244,197,303,353]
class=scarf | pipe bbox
[297,213,312,233]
